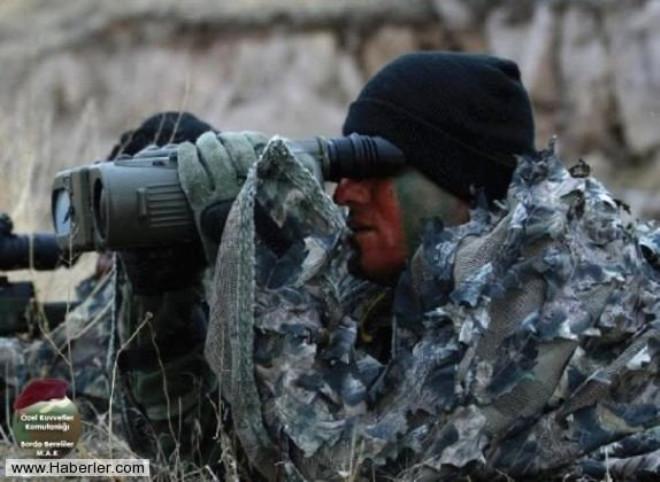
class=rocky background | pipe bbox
[0,0,658,296]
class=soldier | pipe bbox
[116,52,660,481]
[0,112,216,459]
[109,111,221,474]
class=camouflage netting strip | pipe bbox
[206,137,347,479]
[206,143,278,478]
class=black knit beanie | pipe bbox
[343,51,535,202]
[107,111,216,159]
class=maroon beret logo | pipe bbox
[13,378,81,458]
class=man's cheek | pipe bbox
[348,233,377,269]
[354,232,383,259]
[357,236,393,269]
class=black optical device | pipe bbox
[51,133,405,253]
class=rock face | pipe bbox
[0,0,658,223]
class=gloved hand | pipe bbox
[118,241,206,296]
[177,131,268,263]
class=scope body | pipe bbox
[52,147,196,252]
[1,212,66,271]
[0,233,63,271]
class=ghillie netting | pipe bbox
[207,138,660,481]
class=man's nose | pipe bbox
[333,178,371,205]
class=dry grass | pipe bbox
[0,90,102,302]
[0,412,222,481]
[1,299,228,481]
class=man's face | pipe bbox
[333,177,407,283]
[334,171,471,284]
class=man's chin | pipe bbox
[346,237,370,281]
[347,250,366,279]
[347,250,399,286]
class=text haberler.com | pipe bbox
[5,459,150,477]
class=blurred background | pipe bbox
[0,0,658,299]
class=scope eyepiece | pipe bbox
[323,133,405,181]
[292,134,406,182]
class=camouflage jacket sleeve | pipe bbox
[115,263,220,468]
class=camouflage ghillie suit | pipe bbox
[115,267,220,469]
[204,137,660,481]
[1,269,116,424]
[113,133,658,480]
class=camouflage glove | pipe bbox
[177,131,269,264]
